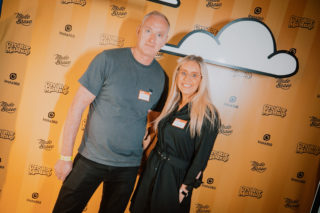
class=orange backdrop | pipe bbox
[0,0,319,212]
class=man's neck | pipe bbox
[131,47,154,66]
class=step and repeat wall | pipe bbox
[0,0,319,212]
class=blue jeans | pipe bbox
[53,154,139,213]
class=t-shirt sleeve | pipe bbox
[78,51,109,96]
[182,113,220,190]
[151,72,169,112]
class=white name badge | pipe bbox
[138,90,151,102]
[172,118,187,129]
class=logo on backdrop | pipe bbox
[26,192,41,204]
[219,124,233,136]
[309,116,320,128]
[195,204,211,213]
[81,119,87,130]
[44,81,69,95]
[224,96,239,109]
[284,198,300,209]
[61,0,86,6]
[0,157,4,169]
[205,0,222,9]
[15,13,32,26]
[194,24,218,35]
[248,7,264,22]
[296,142,320,156]
[59,24,75,38]
[99,34,125,47]
[28,164,52,177]
[38,139,54,151]
[0,129,15,141]
[262,104,287,118]
[250,161,267,173]
[289,48,297,55]
[4,73,20,86]
[289,15,315,30]
[291,171,306,184]
[201,177,216,190]
[233,70,252,79]
[43,111,58,124]
[0,101,16,113]
[276,78,292,90]
[257,134,273,146]
[110,5,127,18]
[155,52,164,60]
[55,54,71,67]
[209,150,229,162]
[238,186,263,199]
[5,41,31,55]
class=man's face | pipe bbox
[136,15,169,58]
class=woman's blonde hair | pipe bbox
[154,55,219,137]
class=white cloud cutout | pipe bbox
[147,0,180,8]
[161,18,298,77]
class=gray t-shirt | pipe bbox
[78,48,167,167]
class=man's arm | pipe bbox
[54,85,96,181]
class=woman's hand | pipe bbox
[142,127,151,150]
[179,184,189,203]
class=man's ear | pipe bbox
[161,34,168,47]
[136,25,141,35]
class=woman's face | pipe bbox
[177,60,202,101]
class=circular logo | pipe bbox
[65,24,72,32]
[207,178,214,184]
[297,172,304,179]
[48,111,55,119]
[263,134,270,141]
[10,73,17,80]
[289,48,296,55]
[254,7,262,15]
[32,192,39,199]
[229,96,237,103]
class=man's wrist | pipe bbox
[60,155,73,161]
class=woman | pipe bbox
[130,55,220,213]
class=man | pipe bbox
[53,11,170,213]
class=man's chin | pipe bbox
[142,50,157,58]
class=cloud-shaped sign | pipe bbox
[161,18,298,78]
[147,0,180,8]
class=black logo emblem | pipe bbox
[229,96,237,103]
[65,24,72,32]
[10,73,17,80]
[48,111,55,119]
[32,192,39,199]
[297,172,304,179]
[263,134,270,141]
[207,178,214,184]
[254,7,262,15]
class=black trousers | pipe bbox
[53,154,139,213]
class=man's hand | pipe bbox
[54,160,73,181]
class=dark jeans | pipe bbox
[53,154,139,213]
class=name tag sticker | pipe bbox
[138,90,151,102]
[172,118,187,129]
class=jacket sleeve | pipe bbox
[182,115,220,190]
